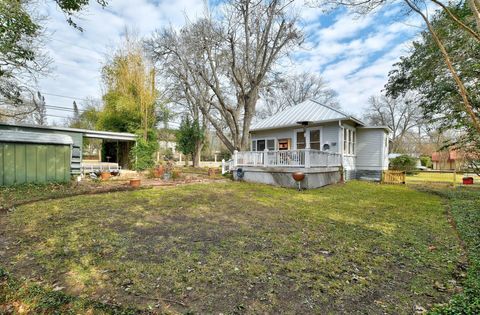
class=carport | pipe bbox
[0,122,136,179]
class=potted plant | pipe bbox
[153,164,165,178]
[100,171,111,180]
[129,178,141,187]
[163,160,174,180]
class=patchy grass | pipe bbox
[0,181,463,313]
[427,187,480,314]
[0,181,136,210]
[0,268,138,314]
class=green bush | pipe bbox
[130,132,158,171]
[390,155,418,174]
[420,156,433,168]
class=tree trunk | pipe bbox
[193,141,203,168]
[184,154,188,167]
[240,89,259,151]
[469,0,480,31]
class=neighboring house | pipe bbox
[227,100,390,188]
[432,150,464,170]
[158,140,177,155]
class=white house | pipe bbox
[227,99,390,188]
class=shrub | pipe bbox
[390,155,418,174]
[420,156,433,168]
[130,133,158,171]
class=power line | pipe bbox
[41,92,95,102]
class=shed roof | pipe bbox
[0,122,136,141]
[0,130,73,145]
[251,99,365,131]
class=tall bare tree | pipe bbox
[32,91,46,125]
[258,72,338,118]
[149,0,303,152]
[364,94,423,153]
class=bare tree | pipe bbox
[148,26,212,167]
[258,72,338,118]
[364,94,423,153]
[32,91,46,125]
[149,0,303,152]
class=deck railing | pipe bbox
[232,149,342,169]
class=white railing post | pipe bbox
[326,152,329,167]
[264,149,269,167]
[233,150,238,167]
[221,159,226,174]
[304,149,310,168]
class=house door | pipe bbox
[296,131,306,149]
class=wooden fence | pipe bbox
[382,170,406,184]
[383,170,479,186]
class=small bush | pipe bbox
[390,155,418,174]
[420,156,433,168]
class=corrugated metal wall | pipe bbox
[0,143,71,186]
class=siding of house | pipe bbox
[322,123,340,153]
[356,128,388,170]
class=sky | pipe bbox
[37,0,425,125]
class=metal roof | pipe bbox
[251,99,365,131]
[0,130,73,145]
[357,125,392,133]
[0,122,136,141]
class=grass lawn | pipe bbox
[0,181,464,314]
[406,172,480,186]
[427,187,480,314]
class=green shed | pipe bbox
[0,130,73,186]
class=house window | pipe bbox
[310,130,320,150]
[252,139,275,151]
[257,140,266,151]
[267,139,275,151]
[343,128,356,155]
[296,131,306,149]
[278,138,290,150]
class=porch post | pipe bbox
[304,148,311,168]
[263,149,269,167]
[233,150,238,167]
[221,159,225,174]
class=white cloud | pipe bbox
[37,0,205,123]
[289,5,423,116]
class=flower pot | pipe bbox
[100,172,111,180]
[463,177,474,185]
[129,179,141,188]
